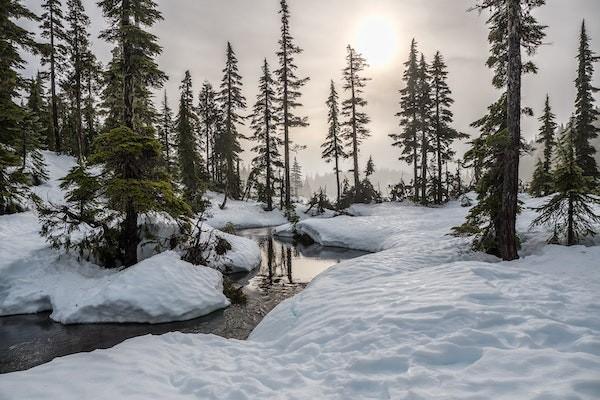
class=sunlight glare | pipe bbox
[355,15,398,69]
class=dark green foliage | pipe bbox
[216,42,246,208]
[249,59,281,211]
[175,71,205,209]
[321,80,347,204]
[342,45,370,193]
[390,39,420,201]
[157,90,175,173]
[530,95,557,197]
[416,53,433,204]
[305,188,333,215]
[388,180,407,202]
[198,81,220,181]
[531,126,600,245]
[38,127,191,267]
[276,0,309,207]
[573,21,600,181]
[19,80,49,185]
[291,157,303,199]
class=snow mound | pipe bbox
[205,192,287,229]
[202,225,261,273]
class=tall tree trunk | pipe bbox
[499,0,521,261]
[334,151,341,205]
[49,4,61,152]
[265,91,273,211]
[567,193,574,246]
[350,50,360,192]
[436,97,443,204]
[421,129,427,204]
[74,31,84,161]
[413,114,419,201]
[282,41,291,209]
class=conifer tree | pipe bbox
[430,51,466,204]
[198,81,219,180]
[250,59,281,211]
[365,155,375,178]
[531,125,600,245]
[341,45,370,196]
[321,80,347,204]
[416,53,433,204]
[530,95,557,196]
[573,20,600,182]
[0,0,39,214]
[217,42,246,209]
[82,56,100,155]
[276,0,309,208]
[291,157,303,199]
[63,0,93,160]
[40,0,66,152]
[20,79,49,184]
[176,71,204,208]
[390,39,420,201]
[455,0,545,260]
[157,91,175,173]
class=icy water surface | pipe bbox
[0,227,367,373]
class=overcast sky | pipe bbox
[22,0,600,176]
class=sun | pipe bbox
[355,15,398,69]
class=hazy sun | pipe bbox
[355,15,398,69]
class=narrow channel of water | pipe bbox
[0,227,367,373]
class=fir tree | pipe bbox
[198,81,219,180]
[175,71,204,208]
[365,155,375,178]
[430,51,466,204]
[573,20,600,181]
[531,125,600,245]
[321,80,347,205]
[157,90,175,173]
[455,0,545,260]
[0,0,39,214]
[276,0,309,208]
[416,53,433,204]
[390,39,420,201]
[40,0,66,152]
[20,79,49,185]
[249,59,281,211]
[291,157,303,199]
[217,42,246,209]
[530,95,557,196]
[81,56,100,155]
[341,45,370,195]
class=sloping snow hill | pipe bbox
[1,195,599,399]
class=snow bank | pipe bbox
[3,196,599,398]
[201,224,261,273]
[205,192,287,229]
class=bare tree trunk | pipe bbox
[49,4,61,152]
[567,193,574,246]
[499,0,521,261]
[421,129,427,204]
[349,50,360,192]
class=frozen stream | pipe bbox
[0,227,367,373]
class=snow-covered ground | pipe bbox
[2,190,599,398]
[0,152,258,324]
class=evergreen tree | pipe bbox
[341,45,370,195]
[276,0,309,208]
[455,0,545,260]
[216,42,246,209]
[321,80,347,204]
[531,125,600,245]
[175,71,204,208]
[416,53,433,204]
[365,155,375,178]
[63,0,93,160]
[573,20,600,181]
[40,0,66,152]
[157,91,175,173]
[198,81,219,180]
[0,0,39,214]
[81,56,101,155]
[430,51,466,204]
[390,39,420,201]
[249,59,281,211]
[530,94,557,196]
[291,157,303,199]
[20,79,49,185]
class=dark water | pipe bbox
[0,227,367,373]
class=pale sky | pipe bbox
[22,0,600,176]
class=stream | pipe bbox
[0,227,367,373]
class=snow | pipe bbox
[205,192,288,229]
[2,194,599,399]
[201,224,262,273]
[0,152,246,324]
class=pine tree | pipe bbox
[573,20,600,181]
[20,79,49,185]
[291,157,303,199]
[341,45,370,196]
[530,94,557,196]
[157,91,175,173]
[40,0,66,152]
[430,51,466,204]
[250,59,281,211]
[416,53,433,204]
[81,56,100,155]
[176,71,204,208]
[198,81,219,180]
[390,39,420,201]
[0,0,39,214]
[321,80,347,204]
[276,0,309,208]
[365,155,375,178]
[455,0,545,259]
[63,0,93,160]
[531,125,600,245]
[217,42,246,209]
